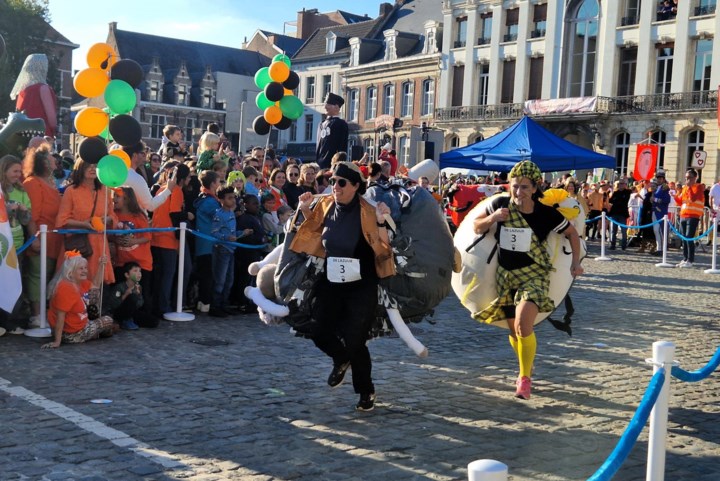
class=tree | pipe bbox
[0,0,59,120]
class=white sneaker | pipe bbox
[28,316,42,328]
[7,326,25,335]
[197,301,210,313]
[676,260,686,267]
[680,261,694,268]
[0,327,5,337]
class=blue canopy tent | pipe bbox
[439,116,615,173]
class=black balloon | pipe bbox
[282,71,300,90]
[110,59,144,89]
[109,114,143,147]
[78,137,108,164]
[253,115,271,136]
[275,116,292,130]
[264,82,285,102]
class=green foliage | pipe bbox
[0,0,60,121]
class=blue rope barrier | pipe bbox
[587,369,666,481]
[188,228,268,250]
[585,215,602,224]
[16,234,37,255]
[605,216,663,229]
[667,222,714,242]
[671,347,720,382]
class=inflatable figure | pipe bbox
[446,183,505,228]
[10,54,57,138]
[0,112,46,157]
[451,189,586,327]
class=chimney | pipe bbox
[297,8,319,39]
[109,21,117,32]
[379,2,394,17]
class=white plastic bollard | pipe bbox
[164,222,195,322]
[704,215,720,274]
[655,216,673,268]
[25,224,51,338]
[595,212,611,261]
[646,341,675,481]
[468,459,508,481]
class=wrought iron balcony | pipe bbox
[503,33,518,42]
[620,15,639,26]
[453,40,466,48]
[476,37,491,46]
[530,29,545,38]
[694,5,716,15]
[435,91,717,122]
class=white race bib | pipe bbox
[327,257,362,283]
[499,227,532,252]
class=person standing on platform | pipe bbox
[316,93,348,170]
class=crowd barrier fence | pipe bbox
[468,340,720,481]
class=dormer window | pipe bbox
[203,88,213,108]
[423,21,439,54]
[149,81,160,101]
[326,32,337,54]
[177,84,187,106]
[384,30,398,61]
[349,38,360,66]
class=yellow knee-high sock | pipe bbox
[517,333,537,378]
[509,335,518,356]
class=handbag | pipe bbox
[65,189,98,258]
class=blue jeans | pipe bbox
[212,247,235,309]
[610,214,628,249]
[680,217,700,262]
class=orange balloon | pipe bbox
[74,107,109,137]
[284,88,293,95]
[269,61,290,83]
[109,148,131,169]
[91,216,106,232]
[73,68,110,98]
[87,43,118,70]
[264,105,283,125]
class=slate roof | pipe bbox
[338,10,372,24]
[292,18,382,61]
[112,28,270,82]
[258,30,306,56]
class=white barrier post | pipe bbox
[655,216,673,268]
[704,215,720,274]
[595,212,612,261]
[164,222,195,322]
[25,224,51,338]
[646,341,675,481]
[468,460,508,481]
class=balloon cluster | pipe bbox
[72,42,144,187]
[252,54,304,135]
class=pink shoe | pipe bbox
[515,376,532,400]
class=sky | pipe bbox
[47,0,385,70]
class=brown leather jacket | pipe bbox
[289,195,396,279]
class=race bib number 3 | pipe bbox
[327,257,362,283]
[499,227,532,252]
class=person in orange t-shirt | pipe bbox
[42,252,114,349]
[674,168,705,267]
[150,164,193,315]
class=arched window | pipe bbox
[447,135,460,150]
[686,129,705,181]
[366,86,377,120]
[563,0,598,97]
[470,133,484,144]
[398,136,410,166]
[348,89,359,121]
[650,130,666,170]
[401,81,414,117]
[421,79,435,116]
[614,132,630,177]
[383,84,395,116]
[363,137,376,161]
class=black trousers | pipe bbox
[232,248,263,307]
[113,293,159,328]
[195,254,213,305]
[311,279,377,395]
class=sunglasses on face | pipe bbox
[288,173,300,177]
[329,177,352,187]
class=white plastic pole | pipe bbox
[656,216,673,268]
[25,225,51,338]
[595,212,611,261]
[646,341,675,481]
[163,222,195,322]
[704,215,720,274]
[468,459,508,481]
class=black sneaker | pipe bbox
[208,308,229,318]
[327,361,350,388]
[355,393,376,412]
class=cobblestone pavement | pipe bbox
[1,241,719,481]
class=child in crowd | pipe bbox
[227,170,246,218]
[242,166,260,198]
[102,262,158,330]
[275,204,293,245]
[112,187,153,315]
[196,133,225,173]
[193,170,221,313]
[161,125,187,160]
[260,191,283,250]
[233,194,266,313]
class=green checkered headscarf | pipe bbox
[509,160,542,182]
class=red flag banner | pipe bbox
[633,144,658,181]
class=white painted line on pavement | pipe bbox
[0,377,185,469]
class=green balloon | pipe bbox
[98,126,113,141]
[254,67,272,90]
[279,95,304,120]
[104,79,136,114]
[272,54,291,68]
[256,91,276,110]
[97,154,128,187]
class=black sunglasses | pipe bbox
[329,177,352,187]
[288,172,300,177]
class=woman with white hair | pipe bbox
[41,252,115,349]
[10,54,57,137]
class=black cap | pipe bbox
[324,92,344,107]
